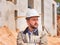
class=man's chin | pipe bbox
[30,25,38,29]
[32,27,38,29]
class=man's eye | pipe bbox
[33,19,38,21]
[32,19,35,21]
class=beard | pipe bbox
[30,23,38,29]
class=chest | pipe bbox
[21,33,40,43]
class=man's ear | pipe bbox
[26,20,29,25]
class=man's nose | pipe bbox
[36,20,38,22]
[35,20,38,24]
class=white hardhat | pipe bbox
[26,9,40,18]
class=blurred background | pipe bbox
[0,0,60,45]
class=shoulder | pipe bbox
[18,31,26,37]
[18,31,24,35]
[18,31,23,34]
[17,31,24,39]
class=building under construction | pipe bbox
[0,0,57,36]
[0,0,58,45]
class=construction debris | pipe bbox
[47,36,60,45]
[0,26,18,45]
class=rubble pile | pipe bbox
[47,36,60,45]
[0,26,17,45]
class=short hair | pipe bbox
[26,17,31,20]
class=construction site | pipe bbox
[0,0,60,45]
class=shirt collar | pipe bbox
[23,27,38,35]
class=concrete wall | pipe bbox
[16,0,28,31]
[44,0,53,35]
[44,0,57,36]
[52,0,57,36]
[0,0,7,27]
[0,0,16,30]
[0,0,57,35]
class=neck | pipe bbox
[28,27,33,32]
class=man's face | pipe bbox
[27,16,39,29]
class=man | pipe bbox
[17,9,47,45]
